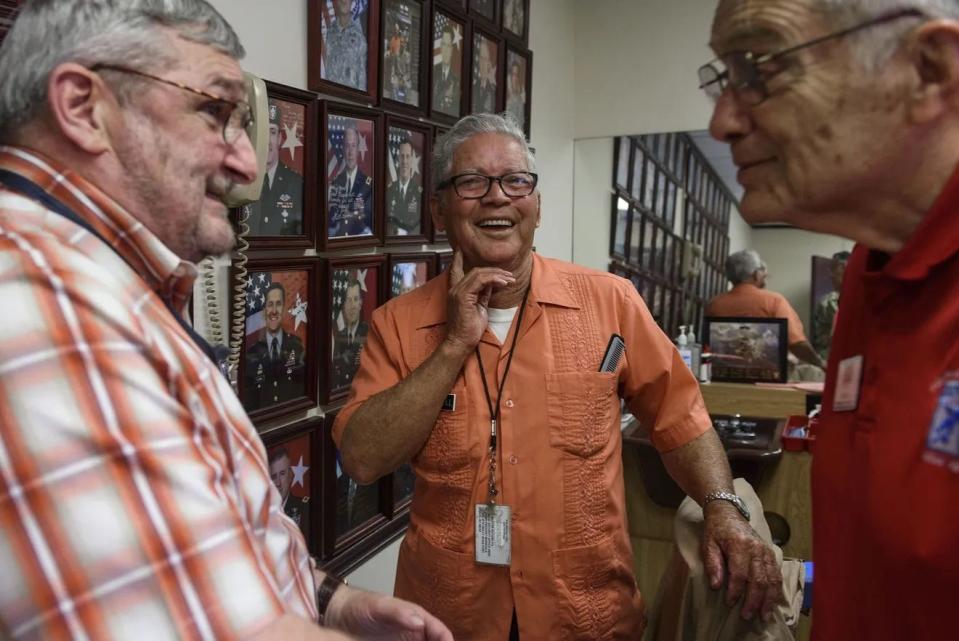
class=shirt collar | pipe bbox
[880,160,959,281]
[415,253,581,330]
[0,146,198,308]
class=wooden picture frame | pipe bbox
[503,44,531,135]
[468,0,497,28]
[239,81,318,251]
[436,249,454,273]
[308,0,381,104]
[469,27,502,114]
[379,0,429,115]
[704,316,790,384]
[235,257,320,424]
[322,254,386,403]
[430,125,449,243]
[321,101,384,249]
[501,0,528,43]
[428,7,469,124]
[320,407,409,575]
[261,417,323,554]
[435,0,466,13]
[384,115,432,243]
[387,251,437,299]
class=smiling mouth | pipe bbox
[476,218,515,230]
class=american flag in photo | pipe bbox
[245,271,272,336]
[432,12,462,66]
[386,127,422,184]
[331,267,369,331]
[327,115,370,181]
[319,0,369,75]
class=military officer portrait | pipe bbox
[382,0,421,106]
[502,0,526,37]
[505,51,528,130]
[268,442,311,544]
[330,274,373,391]
[243,278,308,411]
[322,0,368,91]
[246,102,304,236]
[430,16,462,117]
[386,129,424,236]
[470,33,497,114]
[327,118,375,238]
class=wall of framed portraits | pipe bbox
[195,0,550,587]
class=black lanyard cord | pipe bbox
[474,283,532,453]
[0,169,220,368]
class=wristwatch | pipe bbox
[703,490,751,520]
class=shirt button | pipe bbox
[506,399,514,408]
[508,455,518,465]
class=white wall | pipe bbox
[572,138,614,271]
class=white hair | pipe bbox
[725,249,765,285]
[0,0,244,142]
[431,112,535,192]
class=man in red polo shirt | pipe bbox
[703,0,959,638]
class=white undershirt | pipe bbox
[487,306,518,344]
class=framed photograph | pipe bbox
[436,250,454,272]
[470,29,501,114]
[263,418,321,553]
[380,0,427,114]
[384,116,431,242]
[308,0,380,103]
[240,82,317,250]
[429,8,468,123]
[322,102,383,249]
[611,195,628,261]
[503,45,531,135]
[236,258,319,423]
[501,0,528,42]
[469,0,497,26]
[704,316,789,384]
[323,254,386,403]
[320,408,409,574]
[388,252,436,299]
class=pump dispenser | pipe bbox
[677,326,694,371]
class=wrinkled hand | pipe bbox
[702,502,783,622]
[444,251,515,355]
[327,585,453,641]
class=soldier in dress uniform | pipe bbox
[431,23,460,115]
[268,446,310,540]
[328,125,374,237]
[247,103,303,236]
[324,0,367,90]
[244,282,306,410]
[471,37,496,114]
[331,279,368,389]
[386,138,421,235]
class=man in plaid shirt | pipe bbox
[0,2,451,640]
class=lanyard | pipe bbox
[0,169,220,368]
[475,283,531,505]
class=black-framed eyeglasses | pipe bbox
[698,7,925,105]
[90,63,253,144]
[437,172,539,199]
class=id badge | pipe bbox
[833,355,864,412]
[475,504,511,566]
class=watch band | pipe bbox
[316,572,345,625]
[702,490,751,520]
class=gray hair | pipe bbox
[817,0,959,71]
[0,0,244,142]
[431,112,535,192]
[725,249,765,285]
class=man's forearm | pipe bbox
[789,340,824,368]
[660,428,734,504]
[340,340,470,483]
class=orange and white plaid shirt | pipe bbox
[0,147,317,640]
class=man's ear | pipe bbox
[430,193,446,232]
[46,63,114,154]
[908,20,959,124]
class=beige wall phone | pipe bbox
[197,71,268,387]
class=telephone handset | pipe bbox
[198,71,269,389]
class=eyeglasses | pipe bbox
[437,172,538,199]
[698,7,925,105]
[90,63,253,144]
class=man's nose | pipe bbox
[708,87,753,144]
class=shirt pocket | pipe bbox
[417,382,472,473]
[545,371,618,458]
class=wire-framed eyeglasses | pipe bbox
[90,63,253,144]
[437,172,539,199]
[697,7,925,105]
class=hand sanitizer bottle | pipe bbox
[677,326,694,372]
